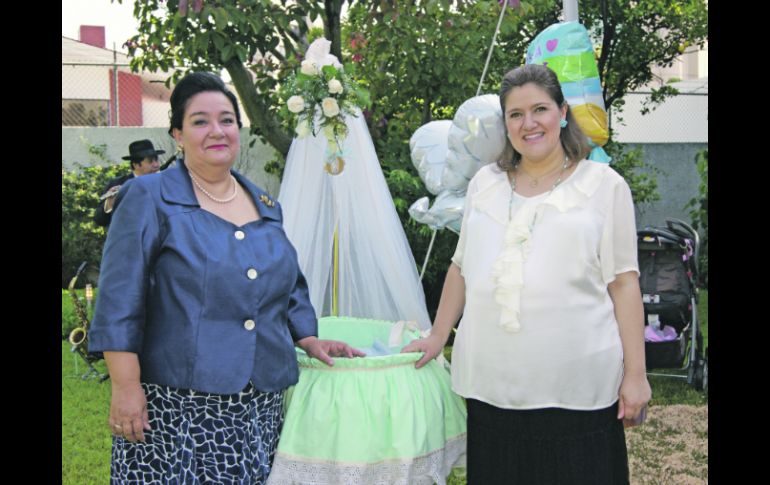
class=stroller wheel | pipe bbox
[687,360,696,386]
[679,328,688,361]
[688,357,707,390]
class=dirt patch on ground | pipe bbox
[626,405,708,484]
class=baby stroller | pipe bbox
[637,219,707,391]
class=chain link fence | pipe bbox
[62,62,172,127]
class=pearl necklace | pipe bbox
[508,157,571,221]
[188,169,238,204]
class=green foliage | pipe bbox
[61,161,127,287]
[124,0,322,79]
[640,84,680,115]
[685,148,708,288]
[122,0,325,153]
[603,140,661,206]
[62,289,80,339]
[578,0,709,112]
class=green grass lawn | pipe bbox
[62,342,111,485]
[61,291,707,484]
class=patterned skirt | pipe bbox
[111,381,284,485]
[466,399,629,485]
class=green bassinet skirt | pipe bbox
[266,316,467,485]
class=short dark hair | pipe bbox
[168,72,243,136]
[497,64,590,171]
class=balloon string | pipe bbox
[420,2,508,281]
[420,229,438,281]
[476,0,509,96]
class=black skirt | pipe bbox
[466,399,629,485]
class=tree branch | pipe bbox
[224,58,292,156]
[598,0,614,85]
[422,89,432,125]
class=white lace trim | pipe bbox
[266,434,466,485]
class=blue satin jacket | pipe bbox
[88,161,317,394]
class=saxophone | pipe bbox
[67,262,108,381]
[67,262,90,348]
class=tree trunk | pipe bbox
[224,59,292,157]
[324,0,343,60]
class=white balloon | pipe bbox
[408,191,465,234]
[430,191,465,234]
[408,197,432,224]
[439,94,506,193]
[451,94,507,164]
[440,164,471,193]
[409,120,452,196]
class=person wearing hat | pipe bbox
[94,140,165,227]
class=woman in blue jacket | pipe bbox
[89,71,363,484]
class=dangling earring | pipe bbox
[176,144,184,155]
[559,119,568,128]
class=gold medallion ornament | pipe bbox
[259,194,276,207]
[324,155,346,175]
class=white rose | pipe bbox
[300,60,317,76]
[322,97,340,117]
[328,79,344,94]
[295,118,311,138]
[287,95,305,114]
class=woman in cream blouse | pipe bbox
[404,64,651,484]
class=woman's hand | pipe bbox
[109,382,151,442]
[296,336,366,366]
[401,333,448,369]
[617,372,652,428]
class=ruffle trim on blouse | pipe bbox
[477,161,608,333]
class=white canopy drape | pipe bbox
[278,110,432,330]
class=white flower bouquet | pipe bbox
[280,39,371,154]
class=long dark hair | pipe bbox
[496,64,590,171]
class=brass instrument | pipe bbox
[68,326,87,347]
[67,262,108,381]
[98,184,121,201]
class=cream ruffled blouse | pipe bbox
[450,160,639,410]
